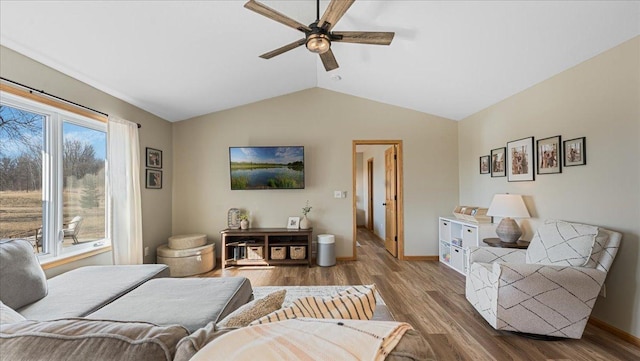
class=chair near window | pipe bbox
[63,216,84,244]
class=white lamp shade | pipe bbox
[487,194,530,219]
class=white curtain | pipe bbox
[107,116,143,265]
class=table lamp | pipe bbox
[486,194,530,243]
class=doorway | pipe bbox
[352,140,404,260]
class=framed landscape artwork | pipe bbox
[146,169,162,189]
[229,146,305,190]
[507,137,534,182]
[490,147,506,177]
[564,137,586,166]
[146,147,162,168]
[537,135,562,174]
[479,155,490,174]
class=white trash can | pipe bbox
[317,234,336,267]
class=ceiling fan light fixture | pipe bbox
[306,34,331,54]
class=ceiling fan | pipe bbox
[244,0,395,71]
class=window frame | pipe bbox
[0,89,111,264]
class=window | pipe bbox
[0,91,109,262]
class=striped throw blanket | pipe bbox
[251,285,377,325]
[190,318,413,361]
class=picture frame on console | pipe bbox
[491,147,506,177]
[287,216,300,229]
[537,135,562,175]
[507,137,534,182]
[564,137,586,166]
[480,155,490,174]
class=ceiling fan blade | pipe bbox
[332,31,395,45]
[259,38,307,59]
[319,49,339,71]
[244,0,311,32]
[318,0,355,32]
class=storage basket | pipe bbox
[270,246,286,260]
[289,246,306,260]
[247,246,264,260]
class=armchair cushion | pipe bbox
[526,220,604,267]
[468,246,526,265]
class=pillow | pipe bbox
[250,285,376,325]
[526,220,599,267]
[0,318,189,361]
[174,322,235,361]
[0,301,26,324]
[0,239,48,309]
[216,289,286,329]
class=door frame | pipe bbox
[352,140,404,260]
[367,158,374,231]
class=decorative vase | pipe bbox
[240,219,249,230]
[300,216,310,229]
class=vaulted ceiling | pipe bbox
[1,1,638,122]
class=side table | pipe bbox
[483,238,530,249]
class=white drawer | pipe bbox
[450,245,465,273]
[462,226,478,247]
[439,219,452,242]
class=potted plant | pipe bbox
[239,213,249,230]
[300,201,312,229]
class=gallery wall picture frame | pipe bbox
[287,216,300,229]
[146,147,162,168]
[490,147,506,177]
[479,155,490,174]
[507,137,535,182]
[564,137,586,166]
[145,169,162,189]
[537,135,562,175]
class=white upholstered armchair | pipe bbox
[465,220,621,339]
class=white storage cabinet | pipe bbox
[438,217,497,275]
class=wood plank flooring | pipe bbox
[201,227,640,360]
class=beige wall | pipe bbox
[0,46,174,273]
[458,37,640,337]
[172,88,459,258]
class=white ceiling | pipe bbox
[1,1,638,122]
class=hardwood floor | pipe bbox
[202,227,640,360]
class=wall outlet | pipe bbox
[144,247,149,257]
[334,191,342,198]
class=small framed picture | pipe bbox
[564,137,586,166]
[479,155,490,174]
[146,169,162,189]
[490,147,506,177]
[507,137,535,182]
[287,216,300,229]
[537,135,562,174]
[146,147,162,168]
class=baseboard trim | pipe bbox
[588,317,640,347]
[404,256,439,261]
[336,257,356,261]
